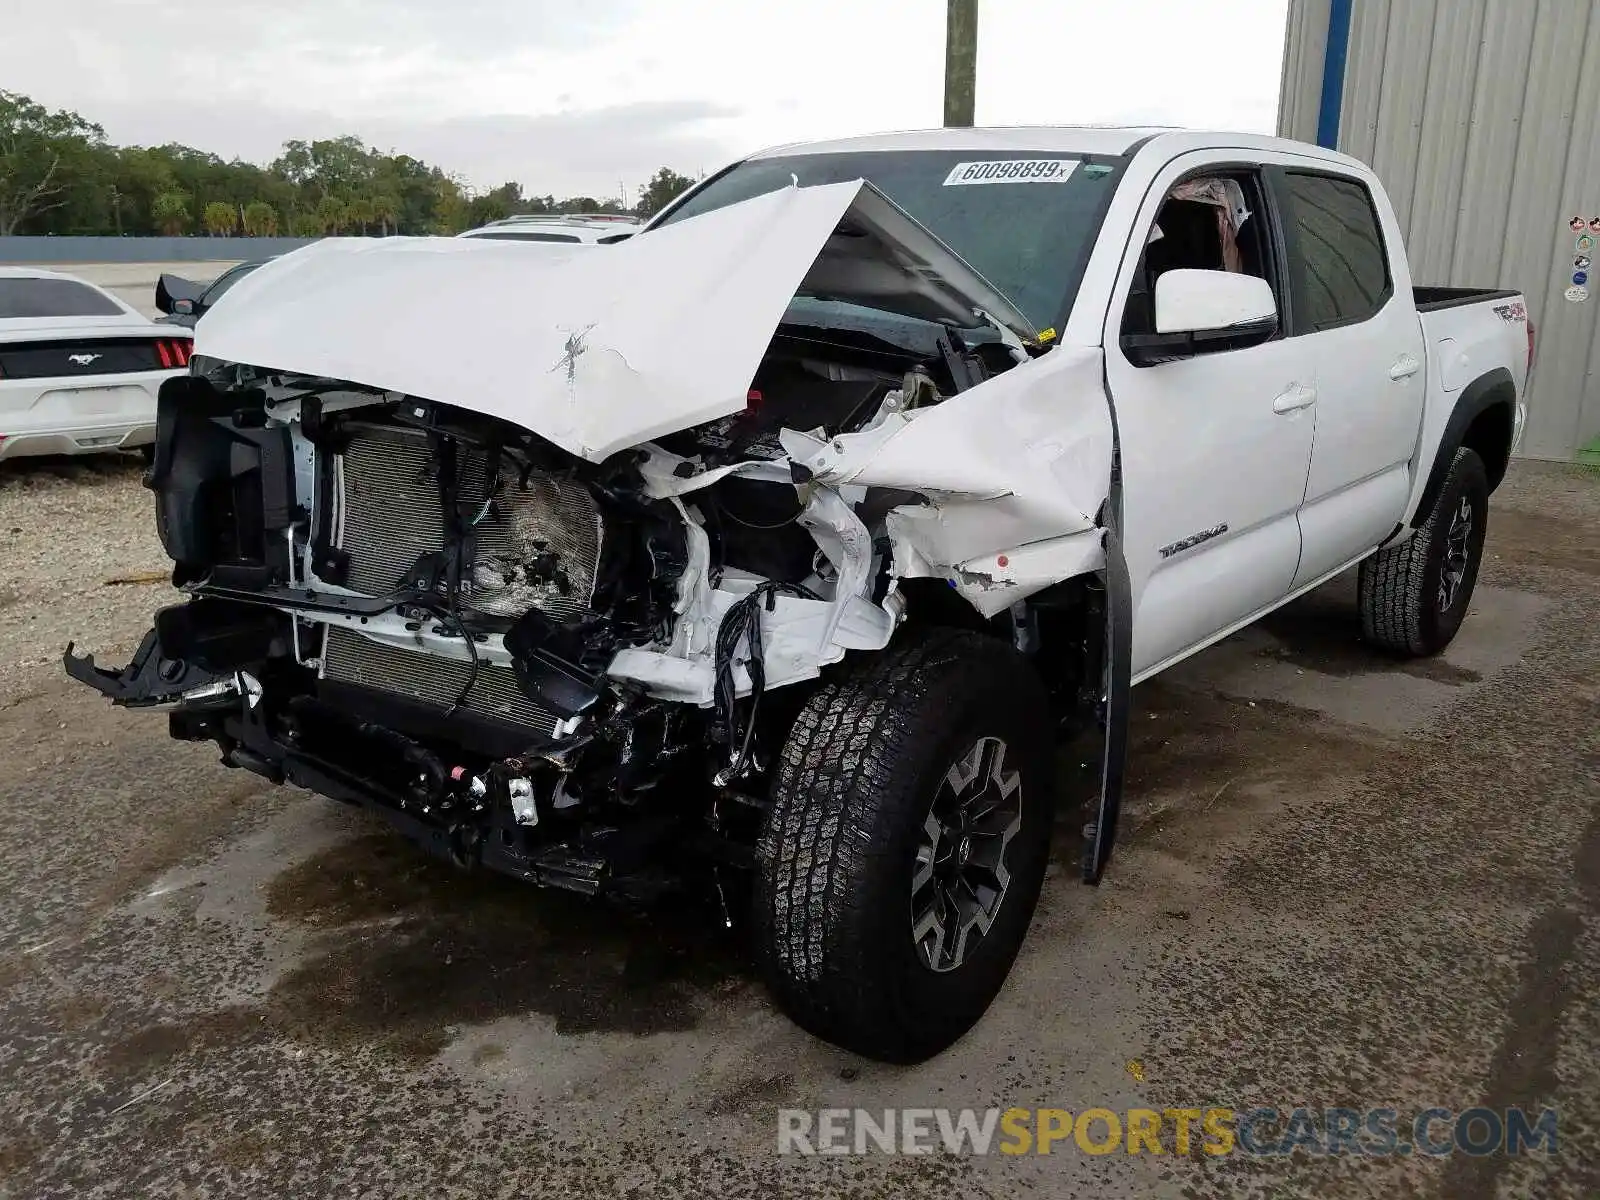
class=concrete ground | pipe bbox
[0,458,1595,1198]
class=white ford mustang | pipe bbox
[0,267,193,461]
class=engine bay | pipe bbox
[66,309,1036,901]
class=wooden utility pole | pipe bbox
[944,0,978,127]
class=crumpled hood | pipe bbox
[196,181,1033,462]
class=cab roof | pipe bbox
[748,126,1372,176]
[751,125,1176,159]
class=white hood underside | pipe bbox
[201,181,1112,700]
[195,181,1035,463]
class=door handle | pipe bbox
[1389,354,1421,381]
[1272,384,1317,414]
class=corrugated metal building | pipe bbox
[1278,0,1600,462]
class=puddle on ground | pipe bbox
[213,1129,276,1172]
[262,833,752,1062]
[100,1006,265,1078]
[1098,680,1395,864]
[1048,679,1392,871]
[49,993,110,1032]
[265,831,522,927]
[0,1132,44,1182]
[1257,598,1482,684]
[92,764,274,914]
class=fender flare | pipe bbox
[1413,367,1516,524]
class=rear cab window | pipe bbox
[0,278,125,319]
[1278,172,1392,331]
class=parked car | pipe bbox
[67,127,1530,1061]
[457,214,640,244]
[0,268,193,461]
[154,259,271,328]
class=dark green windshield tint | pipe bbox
[655,150,1123,329]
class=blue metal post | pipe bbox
[1316,0,1354,149]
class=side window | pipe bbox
[1281,173,1390,330]
[202,264,253,304]
[1120,171,1278,344]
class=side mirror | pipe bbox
[172,298,196,316]
[154,273,201,316]
[1124,269,1278,366]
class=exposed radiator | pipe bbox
[323,423,606,737]
[321,626,560,738]
[335,424,603,620]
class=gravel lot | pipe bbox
[0,457,174,698]
[0,453,1596,1199]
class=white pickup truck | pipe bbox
[67,127,1531,1062]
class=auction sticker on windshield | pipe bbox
[943,159,1080,186]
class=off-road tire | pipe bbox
[1358,446,1489,656]
[752,628,1055,1063]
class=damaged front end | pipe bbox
[69,370,821,899]
[67,177,1130,901]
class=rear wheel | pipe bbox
[1358,446,1489,656]
[751,629,1055,1062]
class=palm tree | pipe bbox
[346,195,375,235]
[314,194,346,235]
[151,191,191,235]
[202,201,235,236]
[370,193,399,236]
[242,201,278,237]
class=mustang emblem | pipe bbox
[67,353,102,366]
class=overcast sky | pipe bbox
[5,0,1290,202]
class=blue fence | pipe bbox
[0,236,329,264]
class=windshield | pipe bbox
[655,149,1124,329]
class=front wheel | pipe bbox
[751,629,1056,1063]
[1358,446,1489,656]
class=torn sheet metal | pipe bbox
[196,181,1033,464]
[895,524,1105,618]
[619,440,895,704]
[783,343,1114,571]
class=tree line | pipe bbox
[0,90,698,237]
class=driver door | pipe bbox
[1102,155,1315,679]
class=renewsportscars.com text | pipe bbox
[777,1106,1559,1157]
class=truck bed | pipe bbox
[1413,285,1521,312]
[1402,285,1531,526]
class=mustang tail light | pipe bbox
[155,338,193,369]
